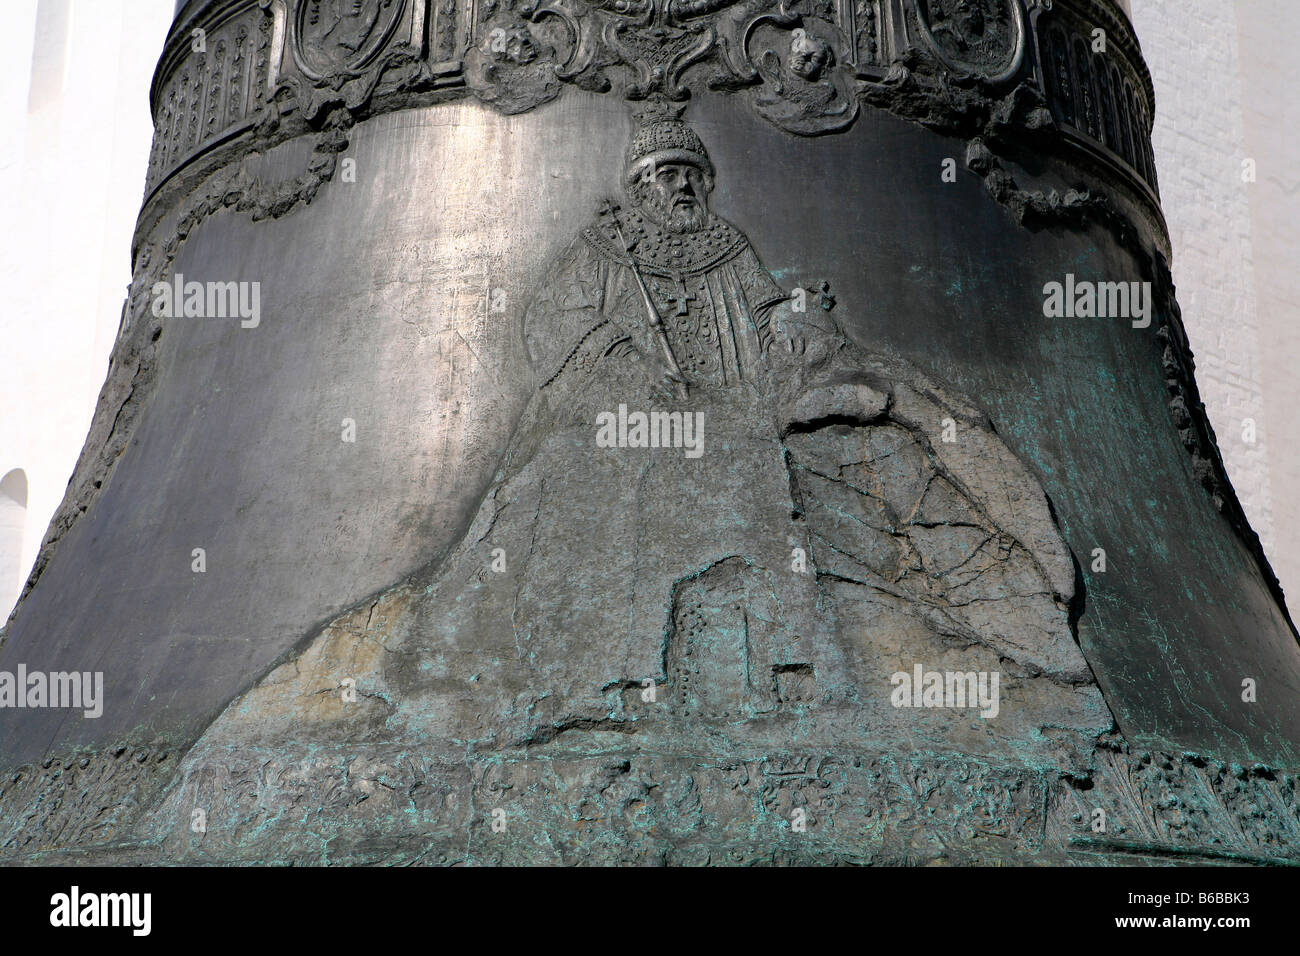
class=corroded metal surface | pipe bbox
[0,0,1295,864]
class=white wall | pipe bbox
[0,470,27,609]
[1131,0,1300,607]
[1237,2,1300,612]
[0,0,174,617]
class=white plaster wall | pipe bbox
[1236,1,1300,614]
[0,0,174,617]
[1131,0,1299,607]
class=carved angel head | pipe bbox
[788,28,833,81]
[480,21,539,65]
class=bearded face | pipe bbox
[632,162,712,233]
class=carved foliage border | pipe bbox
[1,737,1298,865]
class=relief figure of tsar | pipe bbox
[519,109,833,429]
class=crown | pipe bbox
[625,103,713,185]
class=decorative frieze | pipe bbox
[1030,0,1158,195]
[145,3,277,195]
[144,1,1156,203]
[2,738,1297,865]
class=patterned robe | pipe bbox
[524,204,789,396]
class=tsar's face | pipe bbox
[636,162,711,233]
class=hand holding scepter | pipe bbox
[601,200,690,401]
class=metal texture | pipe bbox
[0,0,1295,864]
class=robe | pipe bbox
[523,204,789,401]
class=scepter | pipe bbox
[601,200,689,401]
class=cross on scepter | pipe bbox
[667,273,695,316]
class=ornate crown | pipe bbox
[625,103,714,185]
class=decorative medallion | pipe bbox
[913,0,1025,84]
[292,0,409,80]
[465,15,563,113]
[499,0,868,132]
[746,16,859,134]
